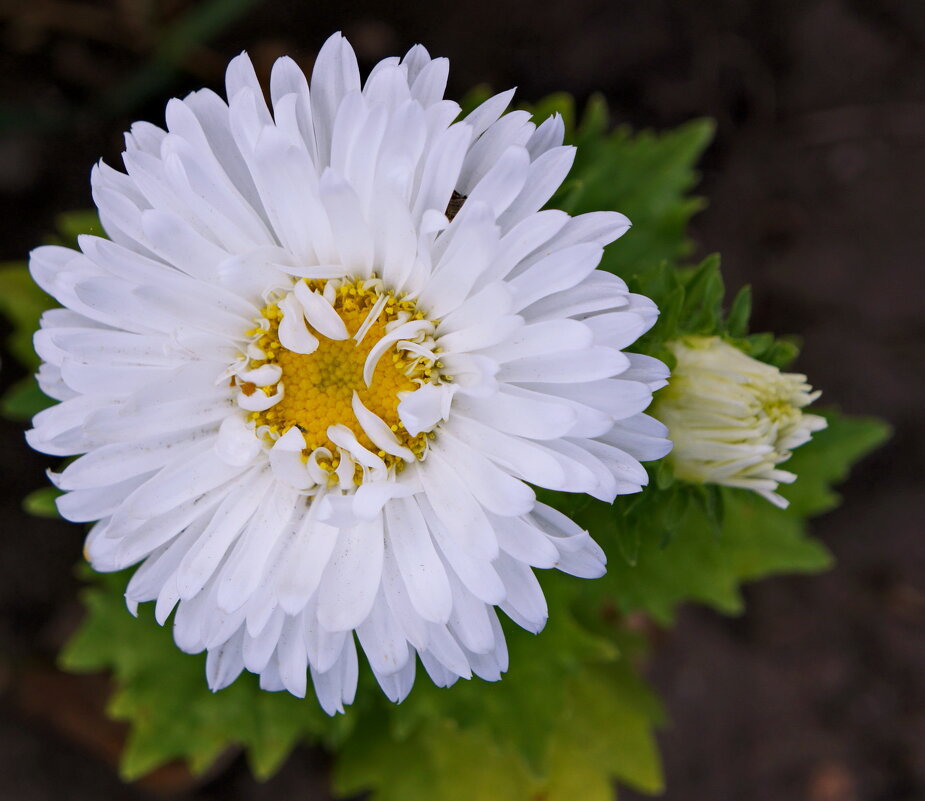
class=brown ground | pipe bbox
[0,2,922,799]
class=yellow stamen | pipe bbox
[240,278,438,473]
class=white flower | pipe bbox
[27,33,670,714]
[653,336,827,508]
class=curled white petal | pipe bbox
[293,281,349,340]
[237,383,283,412]
[277,293,319,354]
[397,383,453,436]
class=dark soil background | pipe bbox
[0,1,922,800]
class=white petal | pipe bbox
[125,447,245,519]
[384,495,452,623]
[317,516,384,631]
[498,347,630,384]
[311,32,361,167]
[496,552,547,633]
[327,424,386,471]
[276,507,340,616]
[498,145,575,229]
[492,513,560,569]
[509,243,604,311]
[428,435,535,518]
[214,414,263,467]
[352,392,415,460]
[452,387,576,440]
[268,426,312,490]
[214,483,300,612]
[206,627,246,691]
[356,587,410,676]
[243,607,286,672]
[277,613,309,697]
[177,468,269,600]
[396,382,451,436]
[293,281,349,339]
[277,292,320,355]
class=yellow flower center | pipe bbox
[242,278,438,470]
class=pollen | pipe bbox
[240,278,436,471]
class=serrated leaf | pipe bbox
[60,571,350,781]
[597,487,832,624]
[577,407,883,625]
[724,285,752,337]
[680,254,724,333]
[779,411,891,517]
[556,117,714,278]
[333,608,662,801]
[61,563,663,800]
[334,717,537,801]
[545,662,664,800]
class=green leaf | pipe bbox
[1,376,53,420]
[779,411,891,517]
[526,91,576,135]
[572,406,885,625]
[333,590,662,801]
[60,571,352,781]
[61,566,663,799]
[724,285,752,337]
[49,210,103,245]
[596,487,832,624]
[556,116,715,278]
[334,659,663,801]
[679,254,724,334]
[0,262,52,370]
[23,486,62,518]
[544,661,664,799]
[574,92,609,143]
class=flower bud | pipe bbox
[653,336,827,508]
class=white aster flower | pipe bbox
[653,335,827,508]
[27,32,670,713]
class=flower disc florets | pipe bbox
[238,277,442,483]
[27,32,672,713]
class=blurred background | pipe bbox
[0,1,922,799]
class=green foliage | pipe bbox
[555,102,715,277]
[22,486,63,518]
[0,210,99,381]
[61,570,354,781]
[2,376,52,420]
[335,577,664,801]
[535,409,888,628]
[4,96,888,800]
[780,411,891,518]
[334,656,663,801]
[63,568,663,798]
[0,262,51,371]
[0,212,101,509]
